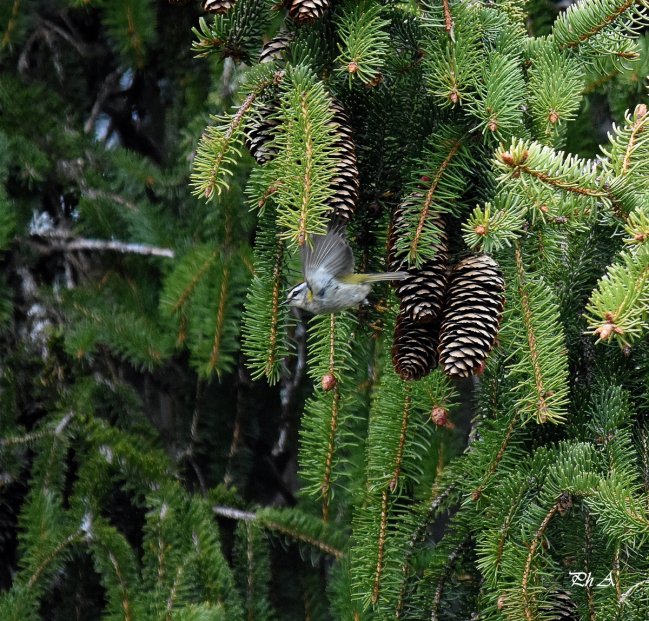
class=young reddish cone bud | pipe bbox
[595,324,613,340]
[497,595,506,610]
[636,103,647,120]
[634,232,645,242]
[430,406,448,426]
[475,225,487,236]
[548,111,559,124]
[321,373,337,392]
[501,152,514,166]
[540,205,549,213]
[421,175,431,183]
[605,311,615,322]
[347,62,359,74]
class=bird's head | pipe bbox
[284,281,312,309]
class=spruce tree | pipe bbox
[3,0,649,620]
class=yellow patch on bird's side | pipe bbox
[307,289,313,303]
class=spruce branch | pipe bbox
[501,242,569,424]
[521,502,560,620]
[601,103,649,216]
[213,506,347,559]
[462,193,526,252]
[392,126,469,267]
[191,70,282,200]
[298,311,356,505]
[272,67,338,248]
[527,43,585,143]
[553,0,646,49]
[430,534,470,621]
[335,2,390,87]
[0,410,74,447]
[470,410,520,501]
[467,52,526,142]
[27,526,86,590]
[495,138,607,198]
[584,244,649,347]
[191,0,274,61]
[1,0,21,49]
[372,489,390,606]
[242,204,292,385]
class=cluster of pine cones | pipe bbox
[390,201,505,381]
[180,0,329,23]
[237,30,504,382]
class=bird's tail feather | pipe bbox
[339,271,409,284]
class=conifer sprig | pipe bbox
[462,193,526,252]
[242,206,292,385]
[422,1,481,106]
[191,0,273,60]
[527,44,585,145]
[335,2,390,87]
[495,138,605,198]
[191,70,281,200]
[584,244,649,347]
[467,52,526,143]
[501,243,570,424]
[392,126,470,268]
[254,66,339,249]
[552,0,648,51]
[298,311,357,516]
[600,102,649,216]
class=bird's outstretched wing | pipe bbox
[300,219,354,281]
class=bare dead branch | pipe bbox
[21,236,175,258]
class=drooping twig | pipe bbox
[522,503,560,620]
[209,269,229,373]
[561,0,636,49]
[372,489,390,605]
[396,481,458,617]
[27,527,85,589]
[1,0,22,49]
[584,506,596,621]
[212,505,346,559]
[431,534,469,621]
[515,242,548,422]
[471,410,520,500]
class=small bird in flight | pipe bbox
[285,221,408,314]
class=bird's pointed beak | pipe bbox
[280,298,291,306]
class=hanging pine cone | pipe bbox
[438,254,505,379]
[392,311,440,381]
[201,0,236,13]
[389,192,449,323]
[325,100,359,223]
[259,33,293,65]
[244,102,281,165]
[287,0,330,24]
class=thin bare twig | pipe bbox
[21,237,175,258]
[1,410,74,447]
[85,68,125,134]
[272,318,307,457]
